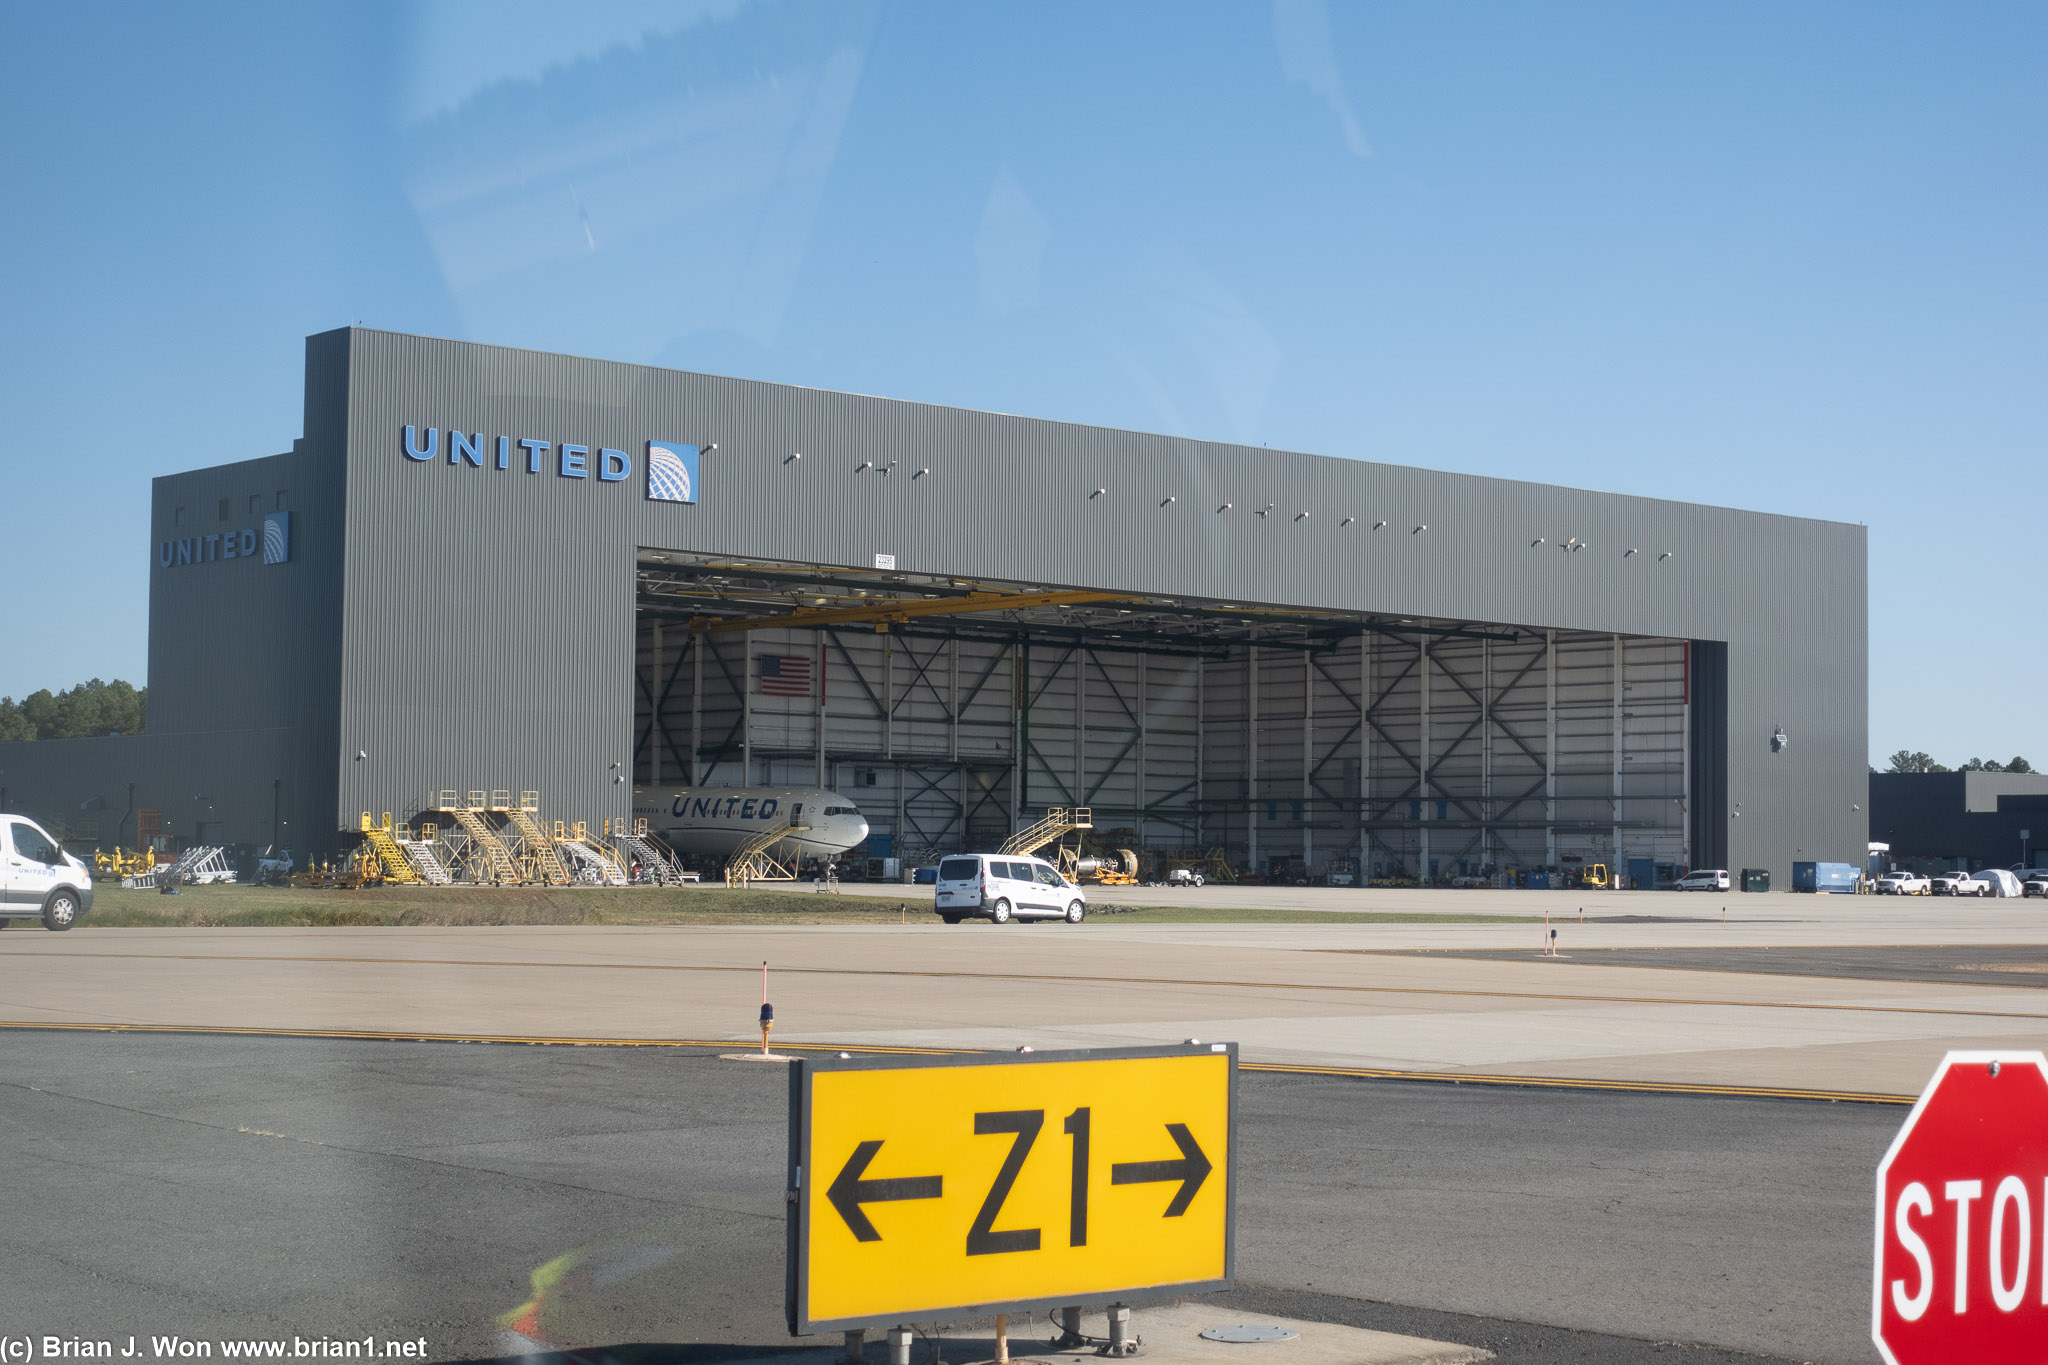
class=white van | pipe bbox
[933,853,1087,924]
[1,814,94,930]
[1672,868,1730,892]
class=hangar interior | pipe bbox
[635,551,1708,882]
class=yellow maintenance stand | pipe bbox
[358,813,423,884]
[503,792,571,886]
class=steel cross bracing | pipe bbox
[634,556,1690,878]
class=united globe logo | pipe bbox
[646,442,699,504]
[262,511,291,564]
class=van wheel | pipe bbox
[1065,901,1085,924]
[43,890,79,932]
[991,900,1012,924]
[941,914,961,924]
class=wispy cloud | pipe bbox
[975,167,1052,317]
[1274,0,1370,156]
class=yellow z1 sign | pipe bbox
[786,1044,1236,1334]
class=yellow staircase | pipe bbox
[442,791,522,885]
[359,813,423,884]
[724,821,808,887]
[504,793,571,886]
[1000,806,1092,858]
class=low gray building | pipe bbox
[0,327,1869,883]
[1870,771,2048,872]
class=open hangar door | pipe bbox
[632,552,1702,884]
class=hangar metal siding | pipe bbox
[328,328,1865,875]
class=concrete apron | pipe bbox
[603,1306,1490,1365]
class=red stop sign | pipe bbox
[1873,1051,2048,1364]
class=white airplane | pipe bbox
[630,786,870,860]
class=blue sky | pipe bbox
[2,1,2041,767]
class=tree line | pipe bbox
[0,679,147,742]
[1885,749,2034,774]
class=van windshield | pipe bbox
[938,858,979,881]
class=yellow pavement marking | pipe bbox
[0,1018,1913,1104]
[5,949,2047,1022]
[0,1019,959,1053]
[1237,1061,1912,1104]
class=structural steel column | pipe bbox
[1419,644,1431,880]
[883,637,896,851]
[1680,643,1693,869]
[741,632,754,786]
[1544,629,1557,868]
[1360,634,1371,874]
[949,636,961,847]
[1136,656,1149,844]
[1246,646,1259,872]
[1302,651,1313,873]
[1612,633,1625,875]
[691,636,703,786]
[949,636,960,763]
[650,620,662,787]
[1012,641,1027,826]
[815,636,827,787]
[1194,653,1206,849]
[1075,649,1087,810]
[1480,637,1491,873]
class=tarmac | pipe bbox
[2,1031,1888,1364]
[4,888,2045,1098]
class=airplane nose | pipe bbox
[851,818,870,845]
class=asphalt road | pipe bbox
[1,1033,1896,1365]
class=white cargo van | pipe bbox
[1,814,94,930]
[932,853,1086,924]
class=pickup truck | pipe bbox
[1875,871,1931,895]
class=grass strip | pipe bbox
[68,884,1527,928]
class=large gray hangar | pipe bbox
[0,328,1867,884]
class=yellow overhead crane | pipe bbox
[690,588,1129,635]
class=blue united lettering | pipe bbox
[158,529,260,570]
[403,424,636,488]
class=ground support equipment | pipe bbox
[358,813,424,884]
[503,793,572,886]
[724,823,807,887]
[606,819,685,885]
[429,790,524,885]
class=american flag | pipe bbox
[757,653,815,697]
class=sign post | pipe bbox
[1872,1050,2048,1364]
[787,1044,1235,1336]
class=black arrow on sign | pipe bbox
[1110,1122,1212,1217]
[827,1140,943,1242]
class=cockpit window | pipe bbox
[823,805,859,816]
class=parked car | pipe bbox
[1930,872,1971,896]
[1875,871,1931,895]
[1672,868,1730,891]
[2024,874,2048,899]
[0,814,95,930]
[1952,871,1992,897]
[932,853,1087,924]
